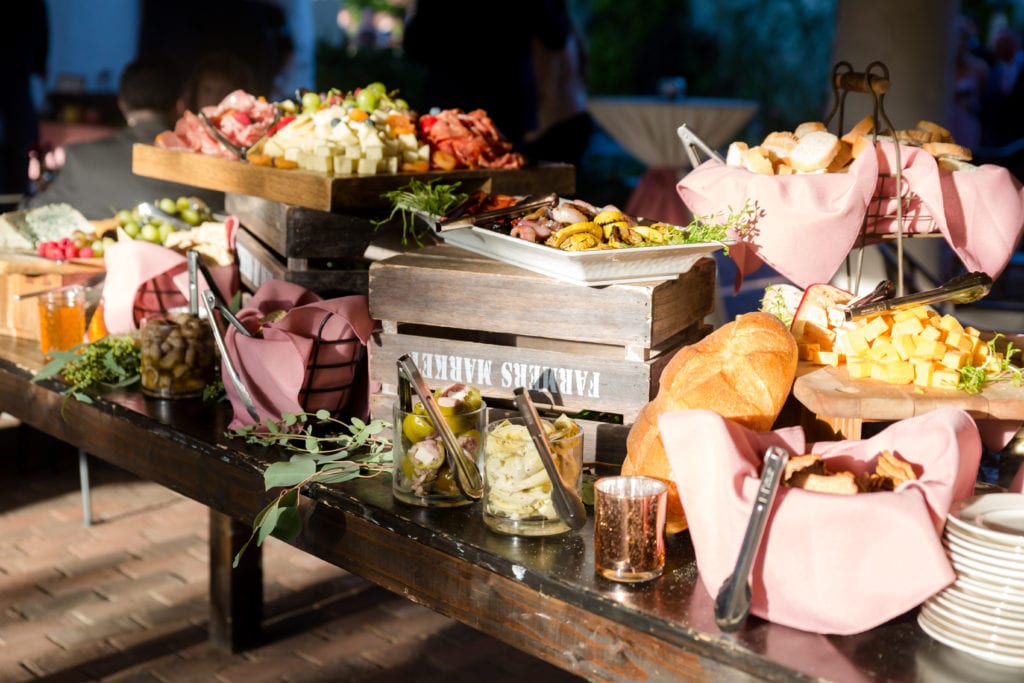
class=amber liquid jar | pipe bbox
[139,311,216,399]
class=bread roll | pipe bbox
[742,145,774,175]
[621,312,800,533]
[726,140,748,167]
[788,131,841,172]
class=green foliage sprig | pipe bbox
[662,200,758,254]
[958,334,1023,394]
[372,178,467,246]
[229,410,393,567]
[32,334,141,405]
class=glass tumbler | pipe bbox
[37,286,86,359]
[392,399,486,508]
[594,475,668,583]
[139,309,217,399]
[482,416,583,537]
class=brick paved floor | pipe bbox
[0,424,585,683]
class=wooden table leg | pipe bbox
[208,509,263,652]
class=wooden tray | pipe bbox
[132,144,576,213]
[793,362,1024,423]
[0,251,104,275]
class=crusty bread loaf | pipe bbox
[621,312,800,533]
[788,131,841,172]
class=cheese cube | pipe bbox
[357,157,379,175]
[817,350,841,367]
[913,338,947,361]
[918,324,942,342]
[846,358,873,378]
[887,360,916,384]
[892,316,925,337]
[861,315,892,342]
[913,360,935,387]
[939,349,968,370]
[939,314,964,335]
[893,334,917,360]
[870,363,890,382]
[932,368,961,389]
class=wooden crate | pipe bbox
[367,246,717,459]
[235,227,370,296]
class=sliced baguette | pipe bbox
[789,130,841,172]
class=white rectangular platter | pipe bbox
[438,225,730,287]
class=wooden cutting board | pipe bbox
[0,251,104,275]
[132,144,576,213]
[793,362,1024,422]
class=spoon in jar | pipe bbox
[513,387,587,531]
[714,446,789,632]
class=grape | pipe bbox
[122,221,140,238]
[158,223,174,243]
[356,88,380,113]
[180,208,201,225]
[158,197,177,214]
[116,209,133,225]
[176,196,191,213]
[301,91,321,112]
[140,223,160,242]
[90,240,105,257]
[366,82,387,95]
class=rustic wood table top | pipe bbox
[1,334,997,683]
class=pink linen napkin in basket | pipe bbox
[221,279,378,430]
[657,407,982,635]
[100,220,239,334]
[676,144,879,291]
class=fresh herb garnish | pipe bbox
[373,178,468,246]
[958,334,1023,394]
[661,200,757,252]
[32,334,141,405]
[228,411,392,567]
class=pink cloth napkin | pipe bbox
[222,279,378,430]
[100,219,239,334]
[677,140,1024,291]
[657,407,982,635]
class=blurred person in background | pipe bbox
[951,14,989,151]
[524,0,593,168]
[182,49,259,112]
[403,0,571,152]
[0,0,48,201]
[22,59,223,219]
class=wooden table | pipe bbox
[4,334,1012,682]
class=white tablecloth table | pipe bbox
[587,96,758,224]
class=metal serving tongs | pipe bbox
[513,387,587,531]
[677,123,725,169]
[189,251,258,422]
[714,446,789,633]
[396,354,483,500]
[436,193,559,232]
[844,271,993,321]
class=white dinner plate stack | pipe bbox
[919,493,1024,668]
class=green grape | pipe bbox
[356,88,379,113]
[158,223,174,243]
[116,209,133,226]
[176,196,191,213]
[180,208,201,226]
[301,91,320,112]
[122,221,140,238]
[158,197,177,214]
[140,223,160,243]
[365,82,387,95]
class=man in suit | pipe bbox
[22,59,223,219]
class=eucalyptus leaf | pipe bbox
[256,502,283,546]
[315,462,361,484]
[264,459,316,489]
[270,504,302,541]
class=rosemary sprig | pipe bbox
[957,334,1023,394]
[372,178,468,246]
[229,411,393,567]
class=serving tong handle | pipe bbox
[714,446,789,633]
[844,271,992,321]
[677,123,725,168]
[437,193,559,231]
[202,289,259,422]
[186,250,251,338]
[513,388,587,530]
[396,354,483,500]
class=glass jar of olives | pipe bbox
[392,384,486,508]
[139,309,217,399]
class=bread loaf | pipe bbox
[621,312,799,533]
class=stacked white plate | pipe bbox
[919,493,1024,667]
